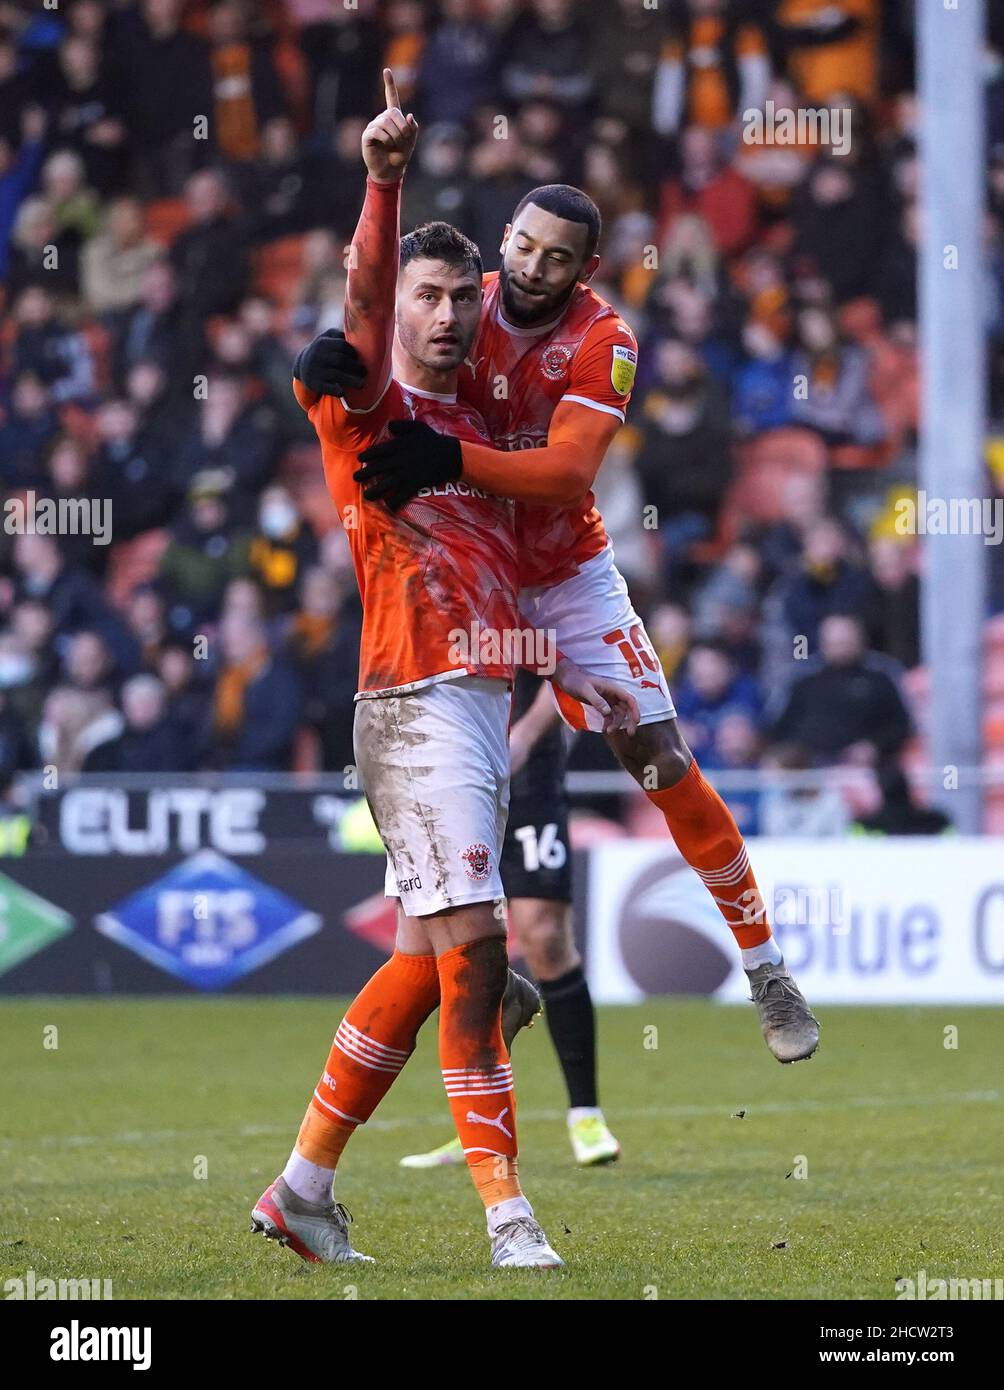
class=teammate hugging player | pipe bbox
[251,72,638,1271]
[298,164,820,1068]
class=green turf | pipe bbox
[2,998,1002,1300]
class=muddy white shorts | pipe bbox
[517,543,676,733]
[354,675,511,918]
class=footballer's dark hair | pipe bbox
[510,184,602,260]
[399,221,482,278]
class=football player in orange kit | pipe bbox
[251,72,639,1271]
[298,178,820,1067]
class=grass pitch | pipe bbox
[2,998,1002,1300]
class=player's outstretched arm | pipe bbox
[353,400,617,508]
[292,70,416,417]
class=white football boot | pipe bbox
[250,1176,375,1264]
[490,1214,565,1269]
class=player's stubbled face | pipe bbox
[499,205,591,327]
[395,258,482,375]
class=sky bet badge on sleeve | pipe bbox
[95,850,321,990]
[611,343,637,396]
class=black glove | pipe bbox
[353,419,462,510]
[294,328,367,396]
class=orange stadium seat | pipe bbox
[252,234,309,307]
[144,197,192,248]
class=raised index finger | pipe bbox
[383,67,401,112]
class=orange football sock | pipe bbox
[437,937,522,1208]
[296,950,440,1168]
[647,759,772,950]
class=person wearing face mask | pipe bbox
[248,485,318,616]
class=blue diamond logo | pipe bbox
[95,850,321,990]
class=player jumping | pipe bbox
[251,73,638,1270]
[297,186,820,1065]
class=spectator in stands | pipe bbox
[416,0,498,129]
[108,0,213,194]
[634,338,732,583]
[294,0,382,144]
[792,155,888,305]
[206,0,286,165]
[80,197,160,316]
[759,743,851,837]
[210,609,302,771]
[45,31,128,196]
[589,0,664,134]
[0,105,47,282]
[657,126,759,259]
[82,673,188,773]
[8,195,82,297]
[700,711,763,835]
[284,564,360,770]
[63,630,118,699]
[39,435,107,577]
[673,639,762,763]
[248,486,318,617]
[401,122,473,237]
[771,0,880,107]
[172,371,277,501]
[12,533,128,667]
[41,147,102,245]
[789,305,886,447]
[37,684,123,774]
[94,398,179,539]
[5,597,59,734]
[169,168,250,323]
[242,116,317,244]
[11,286,95,405]
[863,536,920,669]
[653,0,770,138]
[0,372,59,489]
[158,472,253,633]
[502,0,593,111]
[732,315,796,437]
[123,585,168,673]
[0,680,31,784]
[770,613,912,762]
[647,602,692,685]
[157,638,212,756]
[777,518,879,652]
[851,762,952,836]
[114,261,187,387]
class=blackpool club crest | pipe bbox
[540,344,573,381]
[461,843,492,880]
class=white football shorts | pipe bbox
[353,674,511,918]
[517,543,676,733]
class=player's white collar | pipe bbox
[396,378,457,403]
[495,304,566,339]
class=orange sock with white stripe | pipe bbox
[647,760,781,965]
[282,950,440,1203]
[437,937,524,1214]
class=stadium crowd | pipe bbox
[1,0,1003,831]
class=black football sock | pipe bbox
[538,965,598,1110]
